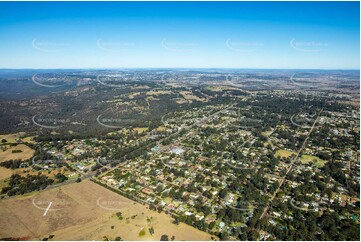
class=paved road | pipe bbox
[259,108,324,220]
[1,103,236,201]
[156,102,236,149]
[87,102,237,178]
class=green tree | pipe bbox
[160,234,169,241]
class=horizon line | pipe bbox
[0,67,360,71]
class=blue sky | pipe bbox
[0,1,359,69]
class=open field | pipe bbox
[0,132,26,143]
[175,98,188,104]
[146,90,172,96]
[275,149,327,167]
[0,180,215,241]
[128,92,141,99]
[156,126,167,131]
[275,149,295,158]
[300,154,327,168]
[0,132,37,144]
[0,167,12,180]
[180,91,205,102]
[130,85,151,90]
[205,86,243,92]
[133,127,148,133]
[0,144,35,163]
[22,136,37,144]
[12,167,73,178]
